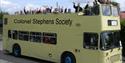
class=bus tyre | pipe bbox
[12,45,21,57]
[61,53,76,63]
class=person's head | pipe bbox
[93,1,97,5]
[78,3,80,6]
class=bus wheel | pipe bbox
[12,45,21,57]
[61,53,76,63]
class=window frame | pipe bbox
[7,30,57,45]
[101,5,111,16]
[8,30,12,38]
[43,32,57,45]
[19,31,29,41]
[83,32,98,50]
[12,30,18,40]
[4,18,8,25]
[30,32,42,43]
[111,6,119,16]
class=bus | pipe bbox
[3,1,122,63]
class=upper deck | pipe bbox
[3,12,120,32]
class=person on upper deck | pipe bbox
[84,4,90,15]
[92,1,99,15]
[84,1,100,16]
[98,0,111,4]
[73,2,83,13]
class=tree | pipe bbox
[0,12,9,19]
[120,19,125,56]
[0,12,3,19]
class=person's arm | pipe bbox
[84,4,89,10]
[73,2,77,8]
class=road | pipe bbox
[0,36,125,63]
[0,51,53,63]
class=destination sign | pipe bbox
[14,18,73,27]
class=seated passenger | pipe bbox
[73,2,83,13]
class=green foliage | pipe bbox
[120,19,125,43]
[121,19,125,26]
[0,12,9,19]
[0,13,3,19]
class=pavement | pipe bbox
[0,34,2,41]
[0,59,13,63]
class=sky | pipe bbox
[0,0,125,14]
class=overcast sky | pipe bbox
[0,0,125,14]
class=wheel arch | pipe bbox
[12,43,21,48]
[12,43,21,52]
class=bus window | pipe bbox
[100,31,120,50]
[8,30,11,38]
[19,31,29,41]
[43,33,57,44]
[4,18,8,25]
[12,30,18,40]
[84,33,98,50]
[30,32,41,43]
[111,6,119,16]
[102,5,111,16]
